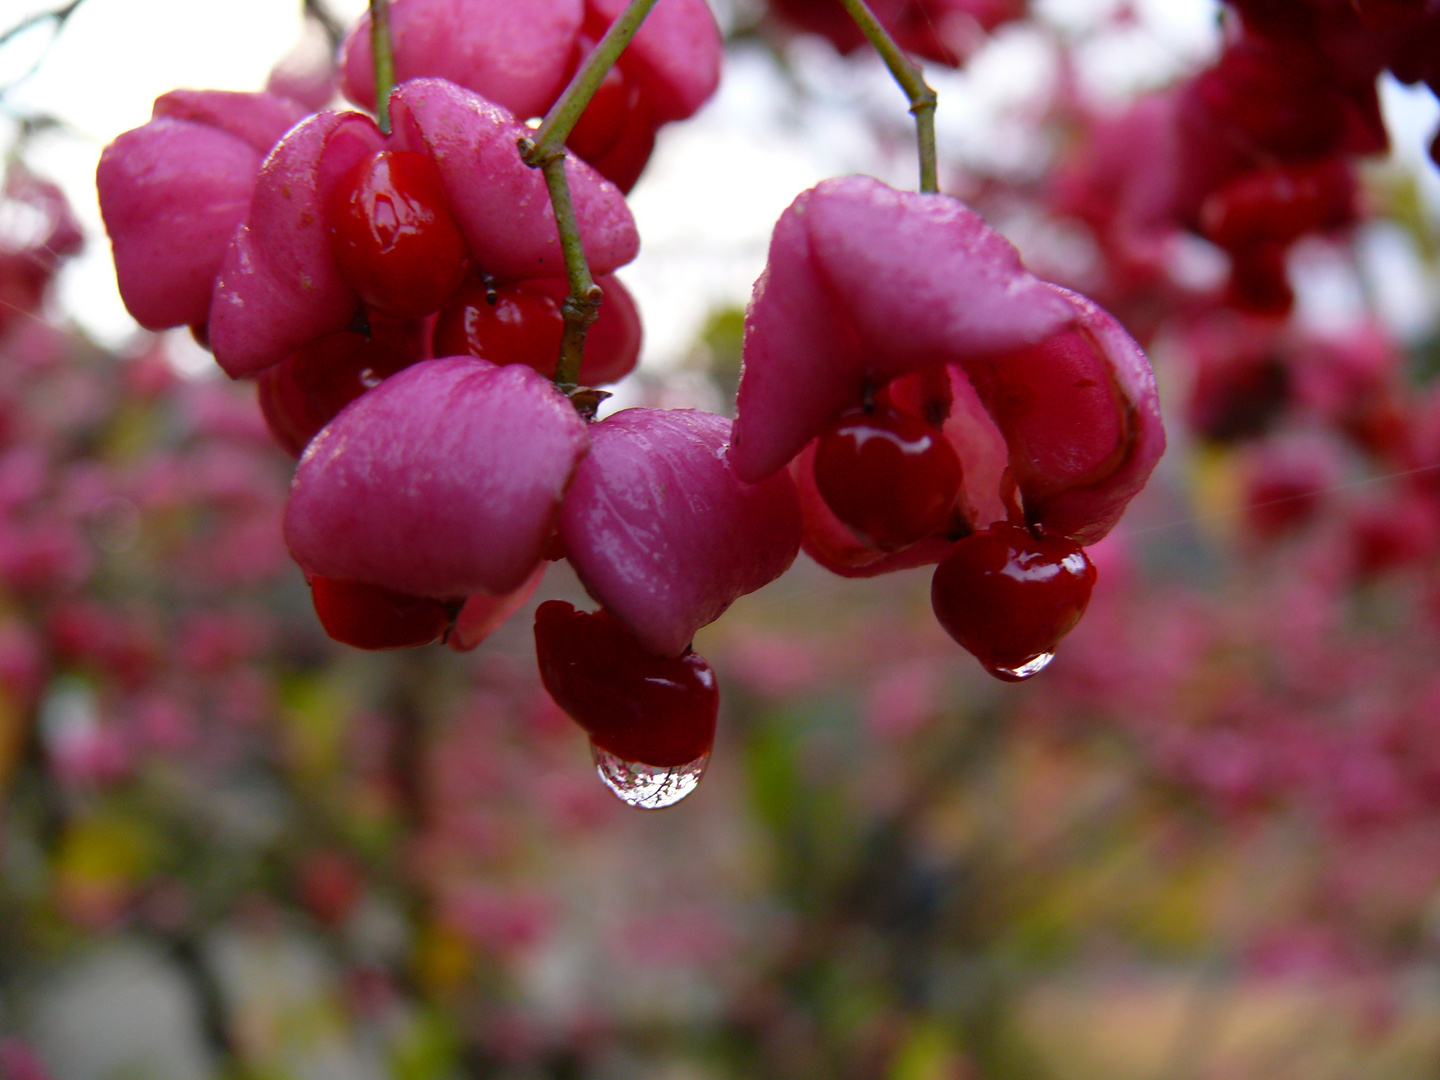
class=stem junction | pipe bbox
[835,0,939,194]
[519,0,661,397]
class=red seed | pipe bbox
[930,524,1096,681]
[533,600,717,767]
[812,406,962,552]
[326,150,468,319]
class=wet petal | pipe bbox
[340,0,582,121]
[560,408,801,656]
[388,78,639,282]
[208,111,384,377]
[285,357,589,598]
[97,92,307,330]
[961,286,1166,543]
[733,176,1073,482]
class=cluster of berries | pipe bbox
[735,177,1163,679]
[1058,0,1440,317]
[95,0,1162,803]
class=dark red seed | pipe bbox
[257,314,425,456]
[432,274,640,385]
[326,150,468,319]
[930,523,1096,680]
[563,40,657,193]
[309,576,452,650]
[812,406,962,551]
[1199,158,1355,251]
[433,277,562,369]
[533,600,717,767]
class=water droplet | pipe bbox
[591,743,710,809]
[985,651,1055,682]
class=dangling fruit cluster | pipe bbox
[99,79,648,464]
[248,129,644,459]
[94,6,778,809]
[734,176,1165,681]
[93,4,1166,805]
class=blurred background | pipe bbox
[6,0,1440,1077]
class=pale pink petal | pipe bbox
[152,90,307,155]
[560,409,801,656]
[585,0,721,122]
[944,365,1011,529]
[97,91,306,330]
[733,176,1073,482]
[341,0,582,121]
[285,358,589,598]
[388,78,639,282]
[447,564,547,651]
[732,198,866,484]
[960,286,1165,543]
[208,111,384,377]
[807,177,1075,371]
[266,37,340,112]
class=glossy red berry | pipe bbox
[568,54,643,164]
[930,524,1096,681]
[308,576,453,650]
[1227,242,1294,317]
[325,150,468,319]
[257,314,425,456]
[1199,159,1355,252]
[432,274,640,385]
[533,600,717,768]
[433,277,562,368]
[564,40,657,193]
[812,406,962,552]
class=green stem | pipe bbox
[303,0,345,50]
[519,0,661,396]
[369,0,395,134]
[530,0,662,150]
[536,153,603,391]
[835,0,939,194]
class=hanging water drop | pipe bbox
[592,742,710,809]
[984,651,1055,682]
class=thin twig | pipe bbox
[302,0,345,49]
[0,0,86,100]
[369,0,395,134]
[519,0,661,396]
[835,0,939,193]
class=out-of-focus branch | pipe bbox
[302,0,345,49]
[0,0,86,99]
